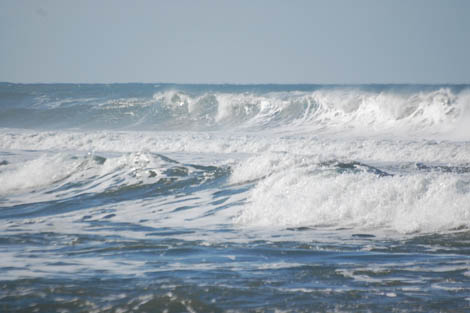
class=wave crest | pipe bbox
[148,87,470,135]
[1,85,469,138]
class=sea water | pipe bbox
[1,83,470,312]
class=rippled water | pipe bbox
[1,83,470,312]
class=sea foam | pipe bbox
[232,153,470,234]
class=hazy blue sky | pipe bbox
[1,0,469,84]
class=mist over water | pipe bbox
[1,83,470,312]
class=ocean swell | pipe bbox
[1,84,469,138]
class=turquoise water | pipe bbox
[1,83,470,312]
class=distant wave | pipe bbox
[1,84,469,138]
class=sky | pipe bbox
[0,0,469,84]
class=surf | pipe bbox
[1,83,470,140]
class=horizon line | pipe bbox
[2,81,470,86]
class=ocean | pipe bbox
[1,83,470,312]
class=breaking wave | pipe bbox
[1,84,470,138]
[232,153,470,234]
[0,151,229,218]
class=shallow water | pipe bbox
[1,83,470,312]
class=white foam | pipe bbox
[233,153,470,234]
[148,87,470,136]
[0,151,200,204]
[0,153,81,195]
[2,129,470,165]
